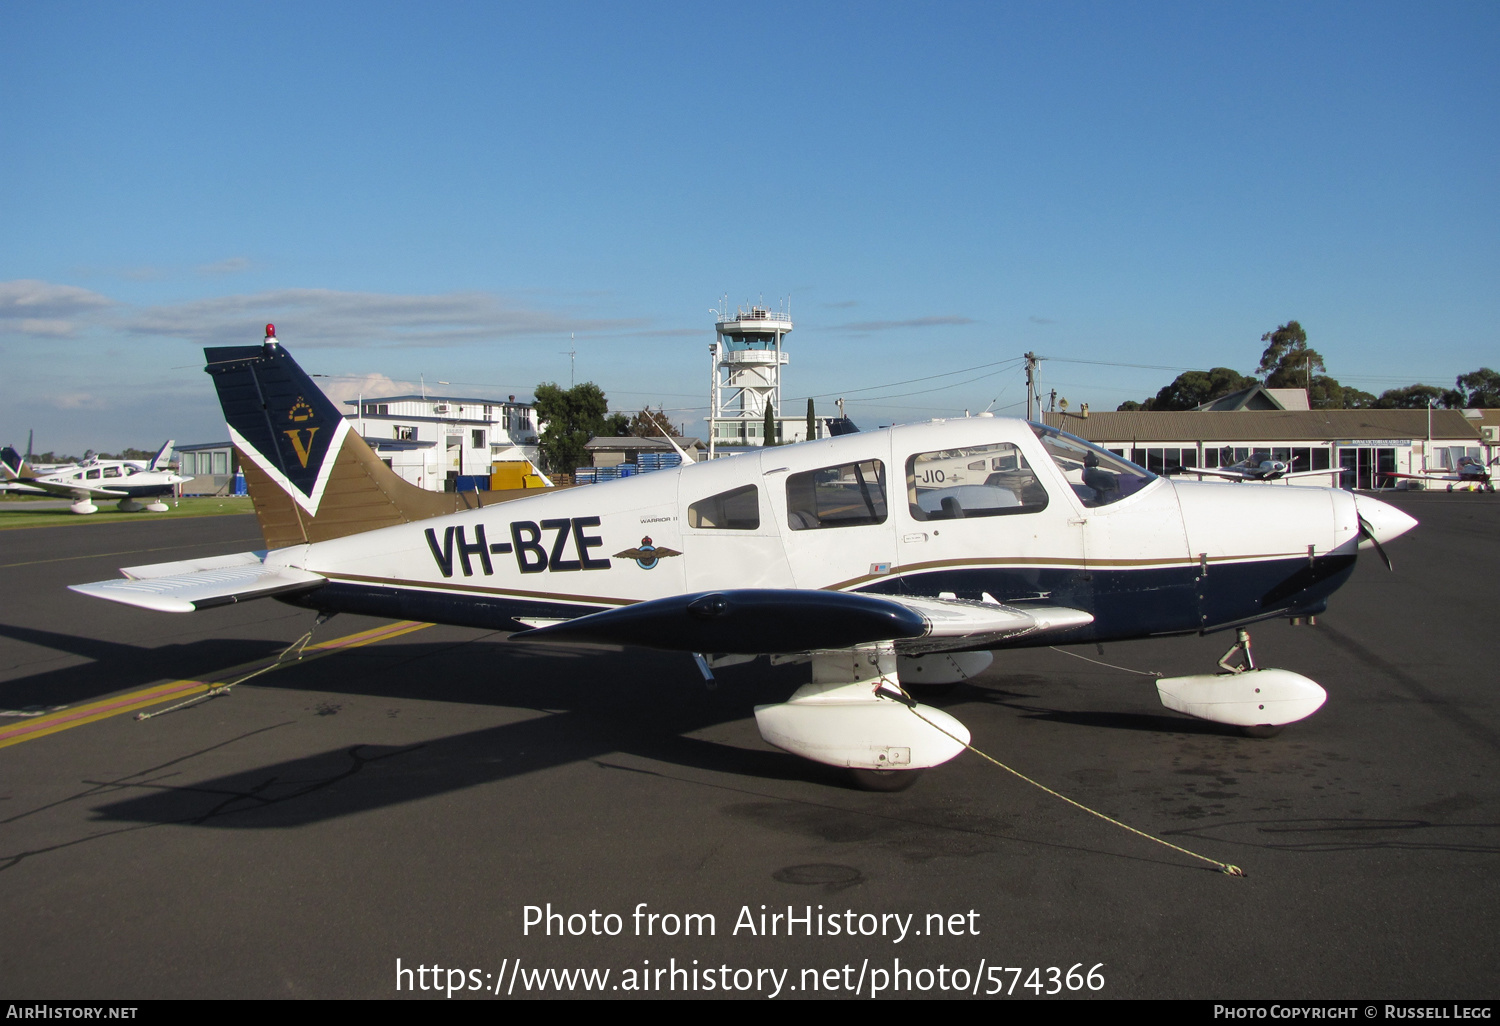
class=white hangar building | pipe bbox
[1042,402,1487,490]
[346,392,542,491]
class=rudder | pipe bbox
[205,324,520,549]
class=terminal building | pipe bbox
[1043,391,1488,490]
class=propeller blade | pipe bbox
[1358,516,1393,571]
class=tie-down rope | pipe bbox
[877,680,1245,877]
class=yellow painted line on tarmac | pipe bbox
[0,620,433,750]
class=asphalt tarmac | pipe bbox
[0,494,1496,1000]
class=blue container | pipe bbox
[455,475,490,492]
[574,467,597,484]
[618,464,637,477]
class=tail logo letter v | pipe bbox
[283,427,321,468]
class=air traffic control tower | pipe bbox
[708,302,815,457]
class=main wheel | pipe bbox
[848,768,924,792]
[1241,724,1285,739]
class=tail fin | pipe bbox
[205,324,538,550]
[149,440,175,472]
[1,446,35,480]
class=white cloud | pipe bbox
[49,392,107,409]
[829,315,975,332]
[126,287,648,348]
[312,372,418,409]
[0,280,113,338]
[196,257,252,276]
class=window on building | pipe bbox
[786,460,887,530]
[906,443,1048,521]
[396,425,417,441]
[688,485,760,529]
[472,429,485,449]
[212,451,228,475]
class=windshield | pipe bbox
[1029,424,1155,508]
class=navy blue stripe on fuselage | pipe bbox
[277,580,608,632]
[855,554,1356,645]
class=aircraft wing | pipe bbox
[1178,466,1249,481]
[20,480,130,499]
[1386,471,1462,483]
[1278,467,1344,481]
[69,552,325,612]
[511,588,1092,654]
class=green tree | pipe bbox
[627,405,675,438]
[1448,368,1500,408]
[1373,384,1446,409]
[762,403,778,446]
[1306,375,1374,409]
[1258,320,1325,388]
[1143,367,1259,411]
[533,381,611,474]
[806,397,817,441]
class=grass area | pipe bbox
[0,495,256,530]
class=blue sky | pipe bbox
[2,1,1496,451]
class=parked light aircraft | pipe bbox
[1178,455,1343,484]
[1387,456,1495,493]
[1,441,191,513]
[70,327,1418,788]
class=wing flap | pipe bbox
[883,595,1093,651]
[511,589,927,653]
[71,557,325,612]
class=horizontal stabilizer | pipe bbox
[70,555,325,612]
[511,589,928,653]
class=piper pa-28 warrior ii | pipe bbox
[1180,454,1342,484]
[1387,455,1496,493]
[2,441,191,514]
[71,326,1418,789]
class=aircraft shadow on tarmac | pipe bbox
[0,622,306,710]
[48,626,1223,831]
[959,673,1250,737]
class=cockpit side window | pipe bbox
[786,460,887,530]
[906,443,1049,521]
[687,484,760,530]
[1030,425,1155,508]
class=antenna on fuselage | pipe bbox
[642,409,691,462]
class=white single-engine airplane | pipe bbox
[1387,456,1495,493]
[70,326,1418,788]
[1,441,191,514]
[1179,454,1342,484]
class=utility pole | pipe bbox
[561,334,577,388]
[1024,352,1040,421]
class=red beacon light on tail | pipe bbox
[264,323,278,347]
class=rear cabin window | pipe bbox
[786,460,887,530]
[688,485,760,530]
[906,443,1049,520]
